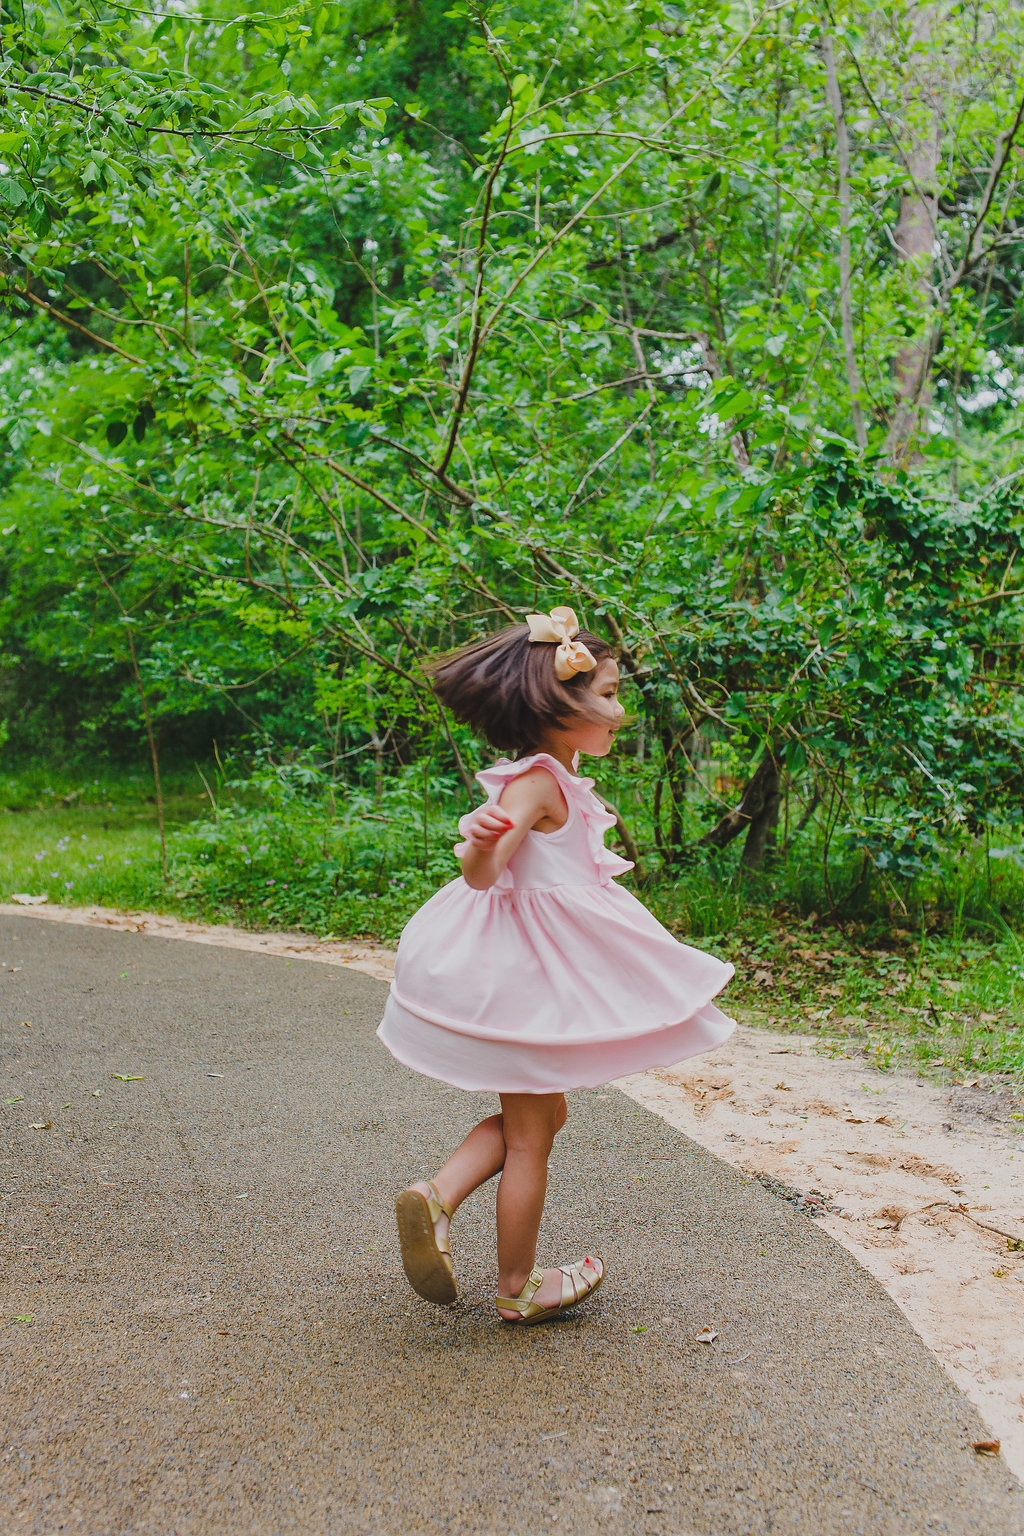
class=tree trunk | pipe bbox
[656,723,696,865]
[821,31,867,450]
[783,786,821,851]
[696,332,751,471]
[885,4,943,464]
[700,738,784,869]
[739,756,782,870]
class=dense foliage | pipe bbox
[2,0,1023,914]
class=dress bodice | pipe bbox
[454,753,633,892]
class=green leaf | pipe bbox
[358,105,388,130]
[0,177,27,208]
[308,350,337,381]
[106,421,128,447]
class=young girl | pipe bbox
[377,606,735,1325]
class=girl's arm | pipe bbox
[459,767,568,890]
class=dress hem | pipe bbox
[386,969,735,1045]
[376,1004,737,1094]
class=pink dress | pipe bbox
[376,753,735,1093]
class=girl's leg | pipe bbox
[495,1092,598,1318]
[408,1112,507,1247]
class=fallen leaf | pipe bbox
[3,1096,24,1104]
[12,1315,33,1323]
[695,1327,718,1344]
[20,1021,32,1029]
[111,1073,145,1082]
[774,1082,792,1091]
[29,1121,52,1130]
[973,1440,1000,1456]
[845,1116,867,1124]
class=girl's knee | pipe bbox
[504,1124,556,1158]
[500,1094,565,1156]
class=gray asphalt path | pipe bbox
[1,913,1021,1536]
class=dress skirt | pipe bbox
[377,878,736,1094]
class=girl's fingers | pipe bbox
[467,825,505,845]
[474,810,513,833]
[466,809,513,845]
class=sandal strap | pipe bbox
[425,1180,454,1222]
[496,1266,545,1315]
[559,1259,598,1307]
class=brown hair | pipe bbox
[426,623,614,755]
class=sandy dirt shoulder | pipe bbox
[4,899,1022,1479]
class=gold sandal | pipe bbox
[395,1180,456,1305]
[496,1256,605,1326]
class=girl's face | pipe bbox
[540,657,626,761]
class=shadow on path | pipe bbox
[1,915,1020,1535]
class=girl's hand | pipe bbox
[462,805,514,848]
[459,767,565,889]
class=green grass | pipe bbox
[0,767,206,912]
[646,857,1024,1084]
[697,912,1023,1082]
[2,763,1021,1091]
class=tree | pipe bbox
[1,0,1021,887]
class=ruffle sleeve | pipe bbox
[454,752,633,885]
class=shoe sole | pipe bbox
[395,1189,457,1305]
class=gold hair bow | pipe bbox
[525,605,597,682]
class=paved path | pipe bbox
[1,913,1021,1536]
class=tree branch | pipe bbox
[821,31,867,449]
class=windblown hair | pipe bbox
[426,623,614,755]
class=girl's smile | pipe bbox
[538,657,625,767]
